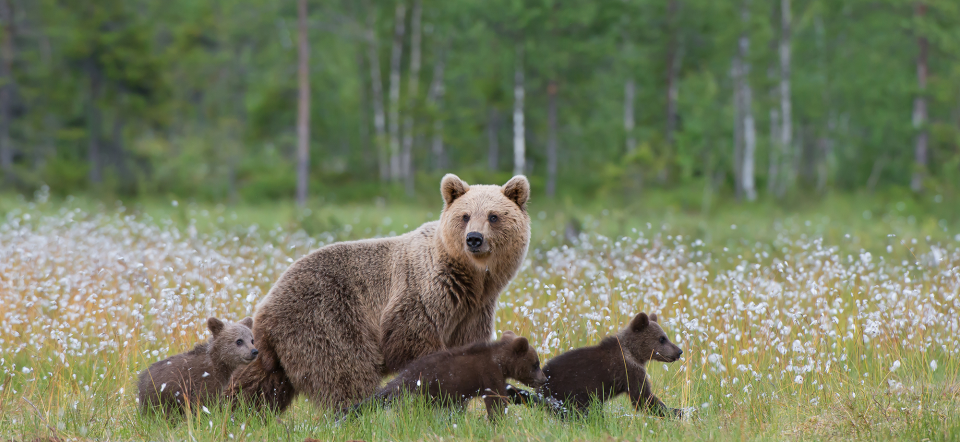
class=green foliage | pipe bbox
[0,0,959,203]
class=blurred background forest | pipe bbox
[0,0,958,209]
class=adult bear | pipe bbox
[229,174,531,411]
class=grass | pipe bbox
[1,187,959,441]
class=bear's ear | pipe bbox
[441,174,470,208]
[207,317,225,336]
[649,313,658,323]
[501,331,518,342]
[239,317,254,329]
[629,313,649,332]
[502,175,530,211]
[511,336,530,355]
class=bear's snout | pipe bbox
[466,232,484,251]
[249,348,259,360]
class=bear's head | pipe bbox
[495,331,547,388]
[207,317,259,369]
[619,312,683,364]
[438,174,531,270]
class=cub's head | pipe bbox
[619,312,683,364]
[207,317,259,368]
[438,174,531,269]
[496,331,547,388]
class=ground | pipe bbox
[0,189,958,441]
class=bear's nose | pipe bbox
[251,349,259,357]
[677,349,683,356]
[466,232,484,249]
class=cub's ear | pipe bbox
[649,313,658,323]
[629,313,649,332]
[511,336,530,355]
[239,317,254,329]
[502,175,530,211]
[207,317,225,336]
[500,330,518,342]
[441,174,470,208]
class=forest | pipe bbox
[0,0,958,205]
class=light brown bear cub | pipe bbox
[509,312,684,418]
[138,317,258,414]
[341,331,546,422]
[230,174,531,412]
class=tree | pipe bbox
[296,0,310,206]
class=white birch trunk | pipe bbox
[512,47,525,176]
[401,0,421,195]
[911,2,928,193]
[624,79,636,153]
[295,0,310,206]
[366,12,388,181]
[777,0,792,198]
[426,43,447,171]
[731,58,743,200]
[546,81,558,198]
[387,2,406,181]
[739,0,757,202]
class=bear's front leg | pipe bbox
[380,293,448,372]
[481,385,510,422]
[628,374,680,419]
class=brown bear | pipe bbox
[339,331,547,422]
[508,312,684,419]
[229,174,531,412]
[138,317,258,415]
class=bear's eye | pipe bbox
[534,361,540,370]
[659,336,666,344]
[488,213,499,223]
[462,214,470,223]
[236,339,243,346]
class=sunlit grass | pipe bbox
[1,189,958,441]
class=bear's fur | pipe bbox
[509,312,684,418]
[340,331,547,421]
[138,317,258,415]
[229,174,531,411]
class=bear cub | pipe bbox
[341,331,547,422]
[509,312,684,418]
[138,317,258,415]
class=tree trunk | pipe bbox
[401,0,421,196]
[0,0,13,175]
[911,2,928,193]
[366,9,388,181]
[387,2,406,181]
[357,48,372,172]
[738,0,757,202]
[624,79,636,153]
[86,58,102,185]
[768,107,780,194]
[426,43,447,171]
[664,0,681,149]
[487,108,500,171]
[512,46,525,176]
[731,58,743,201]
[777,0,792,198]
[546,81,558,198]
[295,0,310,206]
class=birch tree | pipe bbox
[512,46,525,176]
[295,0,310,206]
[401,0,421,195]
[738,0,757,201]
[910,2,928,193]
[387,2,406,181]
[776,0,792,198]
[365,9,388,181]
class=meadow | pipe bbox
[1,188,958,441]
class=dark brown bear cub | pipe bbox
[509,312,684,419]
[341,331,546,421]
[138,317,258,415]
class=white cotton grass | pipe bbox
[0,194,957,437]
